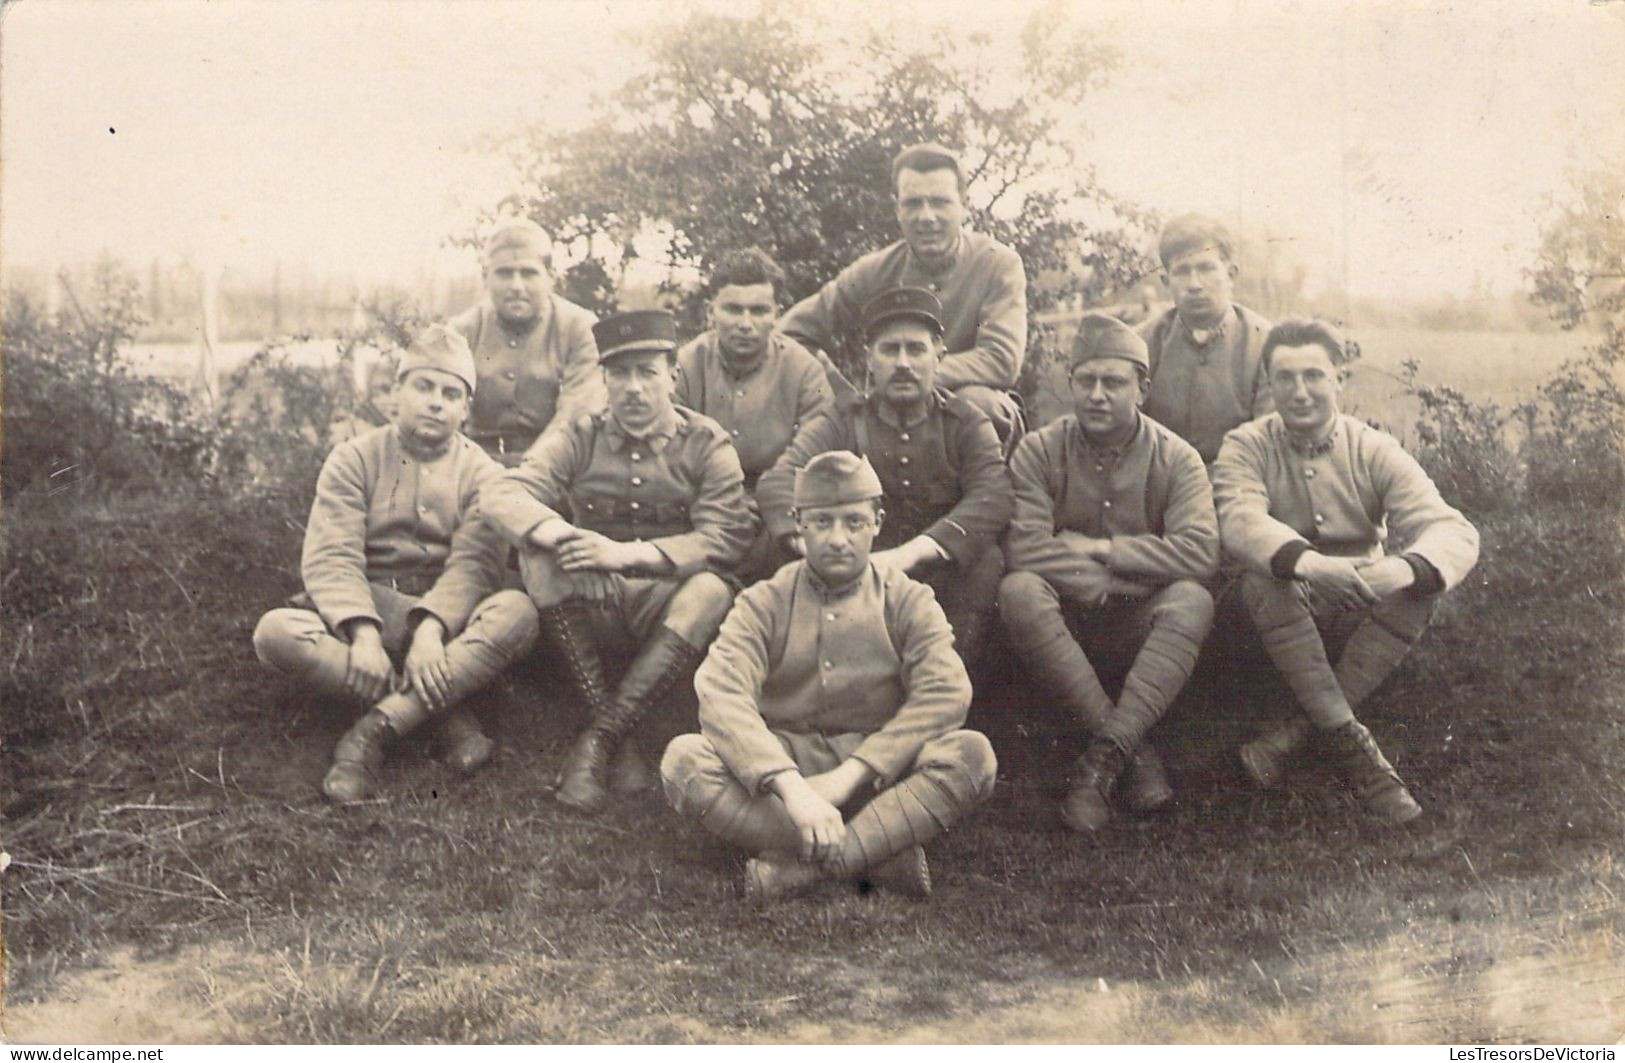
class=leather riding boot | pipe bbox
[557,627,704,814]
[1239,717,1313,790]
[1122,745,1173,812]
[1060,739,1127,833]
[1327,720,1423,824]
[608,735,653,795]
[323,709,395,804]
[862,846,932,899]
[434,708,496,774]
[537,602,613,716]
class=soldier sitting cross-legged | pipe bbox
[253,325,540,803]
[661,451,996,904]
[998,314,1219,832]
[479,309,755,815]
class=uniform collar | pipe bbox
[871,391,935,430]
[713,332,774,382]
[603,404,680,452]
[803,559,872,603]
[1072,411,1143,460]
[490,293,553,339]
[908,229,965,277]
[1283,415,1341,457]
[1175,303,1236,348]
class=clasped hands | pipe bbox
[1294,552,1414,610]
[769,760,877,868]
[530,518,660,574]
[341,617,460,711]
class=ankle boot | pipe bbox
[862,845,932,898]
[1060,740,1127,833]
[323,709,394,804]
[743,851,825,905]
[1239,717,1313,791]
[434,709,496,774]
[608,735,653,795]
[1122,745,1174,812]
[1327,720,1423,824]
[557,628,704,814]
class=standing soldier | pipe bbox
[1213,319,1480,823]
[780,142,1028,440]
[1137,214,1275,466]
[675,248,834,579]
[480,310,754,815]
[449,220,605,466]
[661,451,997,903]
[758,287,1013,669]
[998,315,1219,832]
[253,325,540,803]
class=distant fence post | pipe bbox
[197,265,221,407]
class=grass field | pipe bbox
[3,325,1623,1044]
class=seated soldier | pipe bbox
[675,247,833,580]
[779,142,1028,440]
[999,315,1219,832]
[758,287,1013,669]
[661,451,997,903]
[1213,319,1480,823]
[480,310,754,815]
[253,325,539,803]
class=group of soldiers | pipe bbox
[252,142,1480,903]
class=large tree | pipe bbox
[491,7,1155,391]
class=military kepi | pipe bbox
[397,323,478,394]
[1070,312,1149,374]
[794,450,885,509]
[593,309,679,363]
[862,286,944,340]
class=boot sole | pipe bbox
[1238,743,1284,791]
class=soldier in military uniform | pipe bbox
[480,310,754,814]
[1213,319,1480,823]
[758,287,1014,669]
[675,248,833,580]
[253,325,540,803]
[1137,214,1275,467]
[779,142,1028,440]
[449,220,605,466]
[999,315,1219,831]
[661,451,996,903]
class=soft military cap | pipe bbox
[483,220,553,271]
[862,286,945,341]
[397,323,478,394]
[593,309,679,364]
[1070,312,1149,374]
[794,451,885,510]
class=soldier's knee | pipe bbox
[518,549,572,610]
[997,570,1052,627]
[1239,571,1305,623]
[252,608,320,671]
[918,729,998,804]
[470,589,540,649]
[659,732,724,810]
[669,572,735,635]
[1156,579,1215,631]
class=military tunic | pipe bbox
[1137,304,1274,464]
[448,296,605,464]
[479,405,754,620]
[779,230,1028,392]
[674,331,834,484]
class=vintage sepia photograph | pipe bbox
[2,0,1622,1046]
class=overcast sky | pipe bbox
[3,0,1622,301]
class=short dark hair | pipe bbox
[707,247,786,300]
[1261,318,1352,374]
[1157,214,1236,269]
[890,142,966,196]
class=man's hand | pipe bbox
[404,617,453,711]
[1059,531,1113,565]
[342,621,394,704]
[556,529,646,573]
[1357,556,1416,600]
[1068,560,1119,608]
[802,759,877,811]
[770,773,847,866]
[528,518,578,551]
[871,536,941,575]
[1295,552,1379,611]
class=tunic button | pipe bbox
[901,478,911,487]
[631,476,643,486]
[827,613,837,621]
[1305,468,1317,479]
[900,432,911,442]
[1103,500,1113,509]
[899,456,910,465]
[631,452,642,461]
[630,501,641,511]
[732,429,740,437]
[508,339,519,348]
[503,370,517,381]
[735,390,744,398]
[823,660,834,669]
[1314,513,1326,524]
